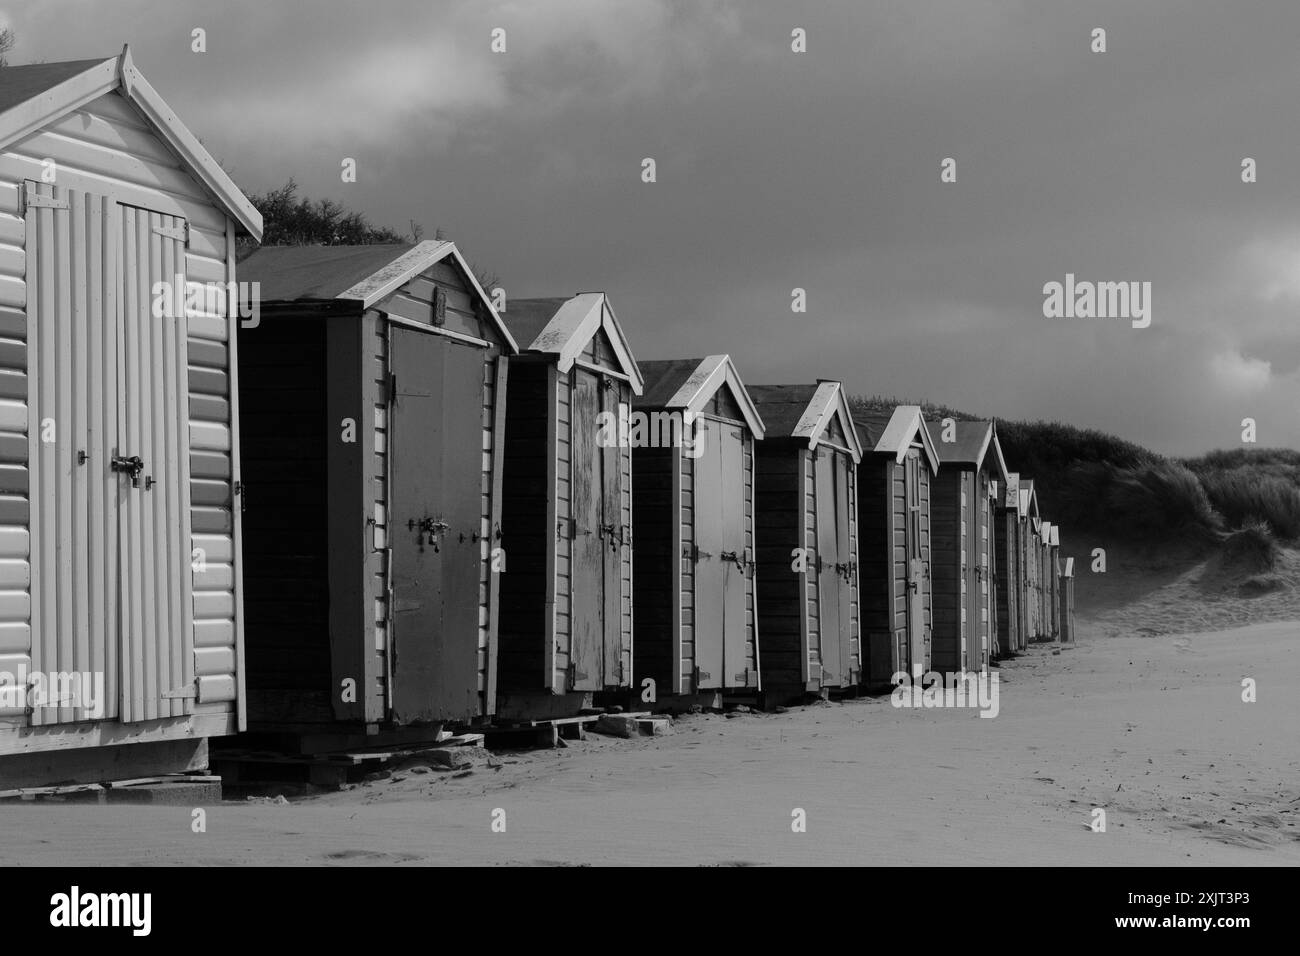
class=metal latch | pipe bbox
[111,454,145,487]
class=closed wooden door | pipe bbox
[691,418,725,689]
[26,185,193,726]
[718,422,749,686]
[814,448,843,685]
[904,454,925,678]
[118,204,194,723]
[569,367,606,691]
[389,329,487,722]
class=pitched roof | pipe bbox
[747,385,819,437]
[935,419,1010,481]
[240,244,416,301]
[635,355,765,438]
[860,404,939,473]
[0,59,108,114]
[0,49,262,238]
[239,240,519,351]
[503,293,643,392]
[749,382,861,460]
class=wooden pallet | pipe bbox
[0,773,223,804]
[212,734,485,788]
[483,712,666,749]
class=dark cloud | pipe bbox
[6,0,1296,454]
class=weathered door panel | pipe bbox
[440,339,490,716]
[692,419,725,689]
[814,449,842,685]
[600,378,623,688]
[904,455,925,678]
[117,204,193,723]
[389,328,448,723]
[568,368,604,690]
[834,452,854,677]
[26,185,125,725]
[719,423,749,686]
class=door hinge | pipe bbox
[234,480,245,512]
[567,662,588,687]
[162,682,198,700]
[22,183,68,212]
[558,517,576,539]
[151,221,188,243]
[693,666,710,685]
[386,372,397,402]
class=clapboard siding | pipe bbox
[0,89,242,748]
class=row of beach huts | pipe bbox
[0,52,1073,787]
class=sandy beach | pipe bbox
[2,614,1296,867]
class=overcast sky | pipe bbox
[4,0,1298,456]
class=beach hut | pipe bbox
[995,472,1024,656]
[932,421,1008,674]
[495,294,643,715]
[1047,524,1061,640]
[236,241,517,745]
[1059,556,1076,643]
[0,51,262,786]
[631,356,765,704]
[855,405,939,685]
[750,382,863,701]
[1020,480,1042,641]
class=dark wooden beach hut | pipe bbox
[1020,480,1042,641]
[236,241,518,745]
[995,472,1026,656]
[933,421,1008,673]
[750,382,864,701]
[495,294,643,715]
[1047,523,1061,640]
[0,51,262,786]
[856,405,940,685]
[631,356,765,704]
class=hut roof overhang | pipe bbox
[860,404,939,474]
[636,354,766,439]
[0,48,263,240]
[239,240,519,353]
[748,381,863,462]
[937,420,1009,484]
[503,293,643,393]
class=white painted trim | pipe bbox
[790,382,863,462]
[0,52,263,240]
[663,354,766,438]
[338,240,519,353]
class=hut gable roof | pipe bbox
[240,240,519,352]
[1005,472,1027,515]
[0,48,263,238]
[749,382,862,461]
[936,420,1009,482]
[504,293,643,393]
[1049,525,1060,547]
[635,355,765,438]
[1021,479,1041,528]
[859,404,939,473]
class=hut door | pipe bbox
[25,186,194,725]
[389,329,486,722]
[718,422,750,686]
[904,453,925,678]
[568,367,607,691]
[814,449,843,684]
[692,418,725,689]
[117,204,195,723]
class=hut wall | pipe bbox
[0,90,243,765]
